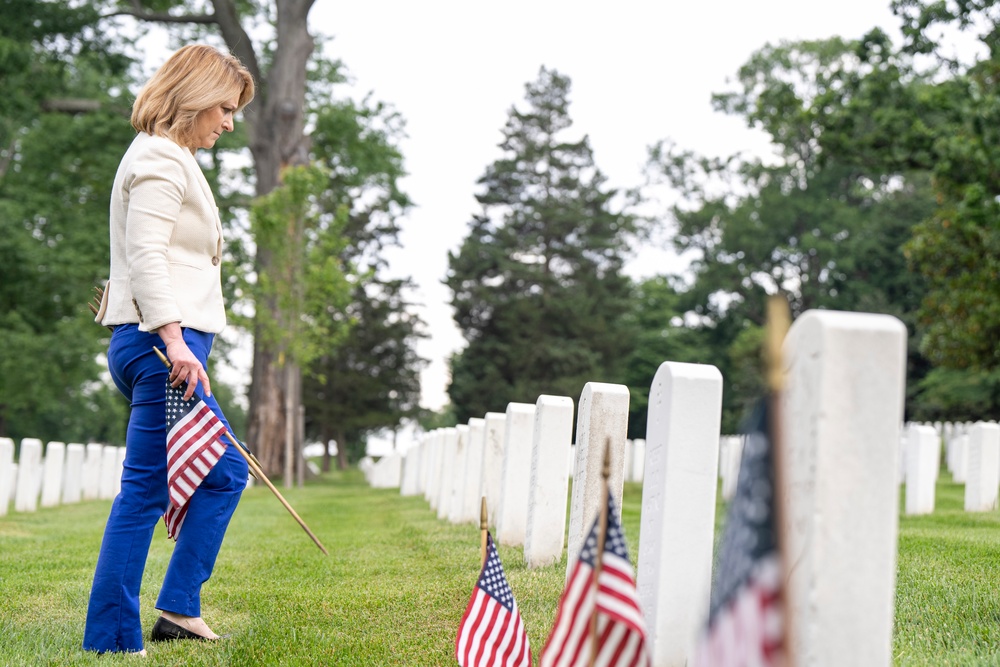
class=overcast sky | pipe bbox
[299,0,903,412]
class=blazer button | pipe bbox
[211,256,220,266]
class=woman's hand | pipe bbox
[156,322,212,401]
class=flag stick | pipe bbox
[765,294,794,662]
[588,437,612,667]
[480,496,489,567]
[152,346,329,556]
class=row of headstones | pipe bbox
[362,309,909,666]
[682,419,1000,513]
[361,436,649,491]
[0,438,125,516]
[364,417,996,537]
[941,420,1000,489]
[398,389,639,579]
[901,420,1000,515]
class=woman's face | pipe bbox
[192,96,239,149]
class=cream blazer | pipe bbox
[95,132,227,334]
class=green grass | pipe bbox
[894,475,1000,666]
[2,469,1000,665]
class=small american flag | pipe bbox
[456,532,532,667]
[691,398,785,666]
[162,378,228,539]
[539,491,650,667]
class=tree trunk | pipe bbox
[283,361,296,487]
[227,0,315,478]
[123,1,318,479]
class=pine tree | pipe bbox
[446,67,637,422]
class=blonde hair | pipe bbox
[131,44,255,147]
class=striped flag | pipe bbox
[162,378,228,539]
[691,398,785,666]
[539,491,650,667]
[455,532,532,667]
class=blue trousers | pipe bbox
[83,324,248,654]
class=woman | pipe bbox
[84,44,255,655]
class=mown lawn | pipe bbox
[1,468,1000,665]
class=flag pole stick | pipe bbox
[765,294,794,662]
[152,346,329,556]
[223,431,329,556]
[480,496,489,567]
[588,437,612,667]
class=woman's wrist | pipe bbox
[155,322,185,346]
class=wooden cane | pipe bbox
[152,346,329,556]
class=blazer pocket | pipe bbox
[168,261,204,271]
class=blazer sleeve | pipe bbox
[123,140,187,331]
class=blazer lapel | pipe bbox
[183,150,225,255]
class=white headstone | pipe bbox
[426,429,444,509]
[82,443,103,500]
[436,428,458,520]
[636,361,723,667]
[0,438,13,516]
[964,422,1000,512]
[368,454,396,488]
[114,447,126,496]
[14,438,43,512]
[524,395,574,569]
[62,443,85,504]
[40,441,66,508]
[629,438,646,483]
[934,426,942,480]
[447,425,470,523]
[945,427,957,475]
[358,456,374,481]
[496,403,536,547]
[781,309,906,665]
[624,439,634,482]
[458,418,485,524]
[719,435,744,501]
[98,445,120,499]
[905,424,938,515]
[414,437,429,495]
[566,382,629,578]
[367,456,381,486]
[400,441,422,496]
[481,412,506,529]
[422,433,438,497]
[953,433,969,483]
[6,463,17,510]
[421,432,437,503]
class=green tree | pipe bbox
[810,5,1000,372]
[620,276,711,437]
[644,37,937,426]
[446,67,637,422]
[743,18,1000,417]
[300,95,424,470]
[0,1,138,441]
[303,278,425,470]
